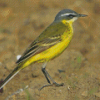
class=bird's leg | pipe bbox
[41,62,51,84]
[39,62,64,90]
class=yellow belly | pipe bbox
[21,20,73,68]
[22,32,73,68]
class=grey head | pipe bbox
[54,9,87,22]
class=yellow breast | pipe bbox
[22,20,73,68]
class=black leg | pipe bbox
[39,63,64,90]
[42,67,51,84]
[43,67,64,86]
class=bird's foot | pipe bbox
[39,82,64,90]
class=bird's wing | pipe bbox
[16,22,67,64]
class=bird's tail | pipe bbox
[0,66,21,90]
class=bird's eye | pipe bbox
[68,15,75,18]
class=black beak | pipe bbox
[78,14,87,17]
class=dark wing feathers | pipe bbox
[16,22,66,64]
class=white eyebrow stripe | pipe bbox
[60,13,76,17]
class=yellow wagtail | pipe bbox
[0,9,87,90]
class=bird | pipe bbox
[0,9,87,90]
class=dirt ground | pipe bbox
[0,0,100,100]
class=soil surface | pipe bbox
[0,0,100,100]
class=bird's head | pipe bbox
[54,9,87,24]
